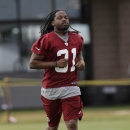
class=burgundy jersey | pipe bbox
[31,31,83,88]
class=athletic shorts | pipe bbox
[41,95,83,127]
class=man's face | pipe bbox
[52,11,69,31]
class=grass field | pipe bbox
[0,105,130,130]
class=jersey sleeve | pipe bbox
[76,34,84,56]
[31,35,49,56]
[79,35,84,51]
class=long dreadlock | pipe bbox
[40,10,80,36]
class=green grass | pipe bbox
[0,105,130,130]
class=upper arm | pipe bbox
[30,52,45,62]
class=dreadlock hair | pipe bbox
[40,10,80,36]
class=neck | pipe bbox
[54,30,68,36]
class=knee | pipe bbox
[66,120,77,130]
[46,125,58,130]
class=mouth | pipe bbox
[61,22,69,26]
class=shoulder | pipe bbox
[33,31,54,45]
[42,31,57,43]
[69,31,83,38]
[40,31,54,39]
[69,31,84,42]
[40,32,51,39]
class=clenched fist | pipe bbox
[56,58,68,68]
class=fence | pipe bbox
[0,77,130,123]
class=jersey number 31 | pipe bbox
[55,48,76,73]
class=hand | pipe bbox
[75,60,85,71]
[56,58,68,68]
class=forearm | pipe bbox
[76,51,85,71]
[77,51,84,61]
[29,60,56,69]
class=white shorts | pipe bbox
[41,86,81,100]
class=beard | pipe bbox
[57,24,69,32]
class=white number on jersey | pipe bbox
[55,48,76,73]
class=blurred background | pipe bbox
[0,0,130,110]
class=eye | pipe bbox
[57,17,62,19]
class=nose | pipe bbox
[62,17,67,22]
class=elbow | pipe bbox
[29,64,33,69]
[29,61,34,69]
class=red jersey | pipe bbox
[31,31,83,88]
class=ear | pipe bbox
[51,21,55,26]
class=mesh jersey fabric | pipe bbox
[31,31,83,88]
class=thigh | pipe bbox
[61,95,83,121]
[41,96,62,127]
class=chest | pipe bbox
[50,37,80,57]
